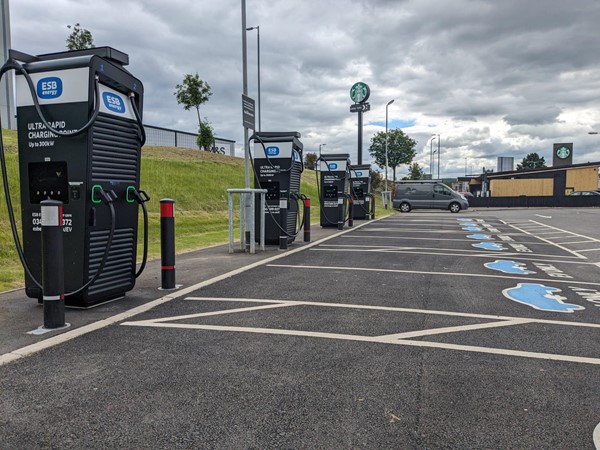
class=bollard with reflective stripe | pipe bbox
[41,200,65,329]
[160,199,176,289]
[279,198,288,250]
[337,199,344,230]
[303,198,311,242]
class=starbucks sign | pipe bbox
[552,143,573,167]
[350,82,370,103]
[556,145,570,159]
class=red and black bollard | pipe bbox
[160,199,176,289]
[303,197,311,242]
[41,200,65,329]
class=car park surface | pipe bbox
[1,208,599,449]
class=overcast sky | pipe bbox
[8,0,600,178]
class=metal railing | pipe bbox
[143,124,236,156]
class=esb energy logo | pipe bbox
[355,171,363,176]
[266,146,279,156]
[328,163,338,170]
[37,77,63,99]
[102,92,126,114]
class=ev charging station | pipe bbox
[3,47,149,308]
[252,131,305,245]
[319,153,350,228]
[349,164,372,220]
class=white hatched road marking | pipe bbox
[506,221,587,259]
[122,297,600,366]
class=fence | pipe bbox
[143,124,236,156]
[469,195,600,208]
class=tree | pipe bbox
[368,129,417,181]
[304,152,317,170]
[66,23,95,50]
[404,162,424,180]
[174,73,212,127]
[517,152,546,171]
[197,119,215,152]
[370,170,383,191]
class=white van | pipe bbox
[393,181,469,213]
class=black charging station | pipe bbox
[11,47,146,308]
[319,153,350,228]
[349,164,371,220]
[252,131,304,245]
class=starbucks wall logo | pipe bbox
[350,82,370,103]
[556,146,570,159]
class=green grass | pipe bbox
[0,128,392,291]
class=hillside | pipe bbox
[1,129,373,291]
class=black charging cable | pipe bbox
[0,59,116,295]
[129,92,146,146]
[131,189,150,278]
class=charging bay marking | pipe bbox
[466,234,494,240]
[485,260,536,275]
[473,242,507,251]
[502,283,585,313]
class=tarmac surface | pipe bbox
[1,207,600,449]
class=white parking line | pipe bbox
[267,263,600,287]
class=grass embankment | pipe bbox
[1,128,389,291]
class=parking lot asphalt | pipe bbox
[1,208,600,449]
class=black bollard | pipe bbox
[303,197,311,242]
[279,200,288,250]
[348,197,354,227]
[41,200,65,329]
[160,199,176,289]
[337,200,344,231]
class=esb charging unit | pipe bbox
[253,131,304,245]
[349,164,371,220]
[14,47,145,308]
[319,153,350,228]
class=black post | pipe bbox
[303,197,311,242]
[370,194,376,219]
[279,201,288,250]
[348,197,354,227]
[337,200,344,230]
[160,199,176,289]
[41,200,65,329]
[358,109,363,164]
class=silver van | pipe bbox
[393,181,469,213]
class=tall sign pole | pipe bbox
[349,82,370,164]
[0,0,14,129]
[241,0,250,188]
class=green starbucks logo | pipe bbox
[556,146,570,159]
[350,82,370,103]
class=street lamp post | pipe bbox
[246,25,261,132]
[430,134,440,179]
[385,99,394,208]
[319,143,326,168]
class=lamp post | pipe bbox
[319,143,326,158]
[385,100,394,204]
[430,134,440,179]
[246,25,261,132]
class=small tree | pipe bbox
[368,129,417,181]
[66,23,95,50]
[370,170,383,191]
[304,152,317,170]
[517,152,546,171]
[175,73,212,127]
[404,162,424,180]
[197,119,215,151]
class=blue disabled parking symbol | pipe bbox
[462,226,483,231]
[502,283,585,313]
[473,242,507,251]
[466,234,494,240]
[485,260,535,275]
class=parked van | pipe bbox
[393,181,469,213]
